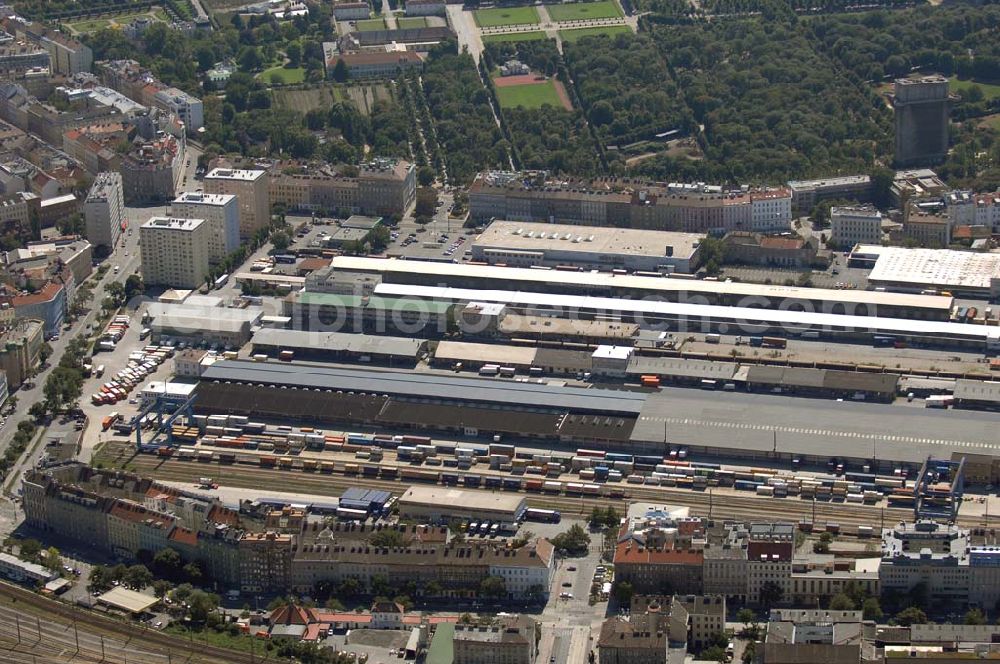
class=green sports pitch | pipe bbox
[474,6,541,26]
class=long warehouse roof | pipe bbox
[200,360,647,415]
[372,284,1000,342]
[252,328,425,357]
[330,256,953,311]
[631,387,1000,462]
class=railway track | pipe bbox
[0,583,264,664]
[107,444,923,532]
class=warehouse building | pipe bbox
[146,302,263,347]
[251,328,427,367]
[372,283,997,352]
[339,488,392,514]
[471,221,704,274]
[739,366,899,402]
[953,380,1000,412]
[855,245,1000,299]
[432,340,536,371]
[397,486,526,526]
[330,256,953,321]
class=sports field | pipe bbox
[495,79,567,110]
[356,17,388,30]
[546,0,622,21]
[558,24,630,41]
[397,17,429,27]
[482,31,548,42]
[474,6,541,26]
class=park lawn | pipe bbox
[950,76,1000,101]
[356,17,388,30]
[558,24,630,41]
[495,80,564,110]
[547,0,622,21]
[397,16,428,27]
[482,30,548,42]
[979,114,1000,131]
[66,17,110,32]
[474,6,541,26]
[262,66,306,85]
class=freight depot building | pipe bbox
[195,360,642,444]
[470,221,704,274]
[195,360,1000,480]
[398,487,526,525]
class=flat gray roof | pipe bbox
[954,379,1000,404]
[631,388,1000,461]
[474,221,702,259]
[252,328,425,358]
[434,341,536,366]
[201,360,646,415]
[399,486,526,513]
[627,356,738,380]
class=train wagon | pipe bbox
[502,478,522,491]
[485,476,503,489]
[464,475,482,488]
[543,481,562,494]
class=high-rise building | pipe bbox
[83,172,125,251]
[893,76,952,167]
[171,192,240,264]
[203,168,269,240]
[140,217,210,289]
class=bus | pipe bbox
[524,508,561,523]
[213,274,229,290]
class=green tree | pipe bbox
[182,561,203,583]
[480,575,507,598]
[700,645,727,663]
[124,274,144,301]
[153,547,182,574]
[613,581,634,605]
[759,581,784,610]
[124,564,153,590]
[417,166,436,187]
[895,606,928,626]
[18,539,40,561]
[187,589,220,623]
[271,230,291,253]
[370,529,408,548]
[42,546,61,571]
[415,187,438,217]
[829,593,855,611]
[153,579,172,599]
[88,565,112,593]
[965,608,987,625]
[286,42,302,67]
[862,597,883,622]
[551,525,590,555]
[332,58,348,82]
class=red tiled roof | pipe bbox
[270,604,312,626]
[108,500,174,528]
[207,504,240,526]
[747,541,793,562]
[759,237,804,250]
[614,541,703,565]
[168,526,198,546]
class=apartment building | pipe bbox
[171,192,240,263]
[746,524,795,605]
[121,135,184,203]
[0,318,43,388]
[453,615,538,664]
[4,18,92,74]
[469,172,791,234]
[331,1,371,20]
[204,168,270,239]
[614,542,704,595]
[238,531,293,594]
[946,191,1000,232]
[152,87,204,131]
[763,609,866,664]
[830,206,882,249]
[788,557,880,606]
[0,40,50,75]
[83,172,125,251]
[99,60,203,132]
[140,217,210,289]
[4,278,67,336]
[268,158,415,216]
[597,604,687,664]
[0,190,39,235]
[787,175,872,217]
[904,204,951,247]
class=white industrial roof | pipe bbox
[204,168,265,181]
[372,283,1000,343]
[592,345,633,360]
[141,381,196,397]
[331,256,952,311]
[96,587,159,614]
[474,221,703,259]
[866,246,1000,290]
